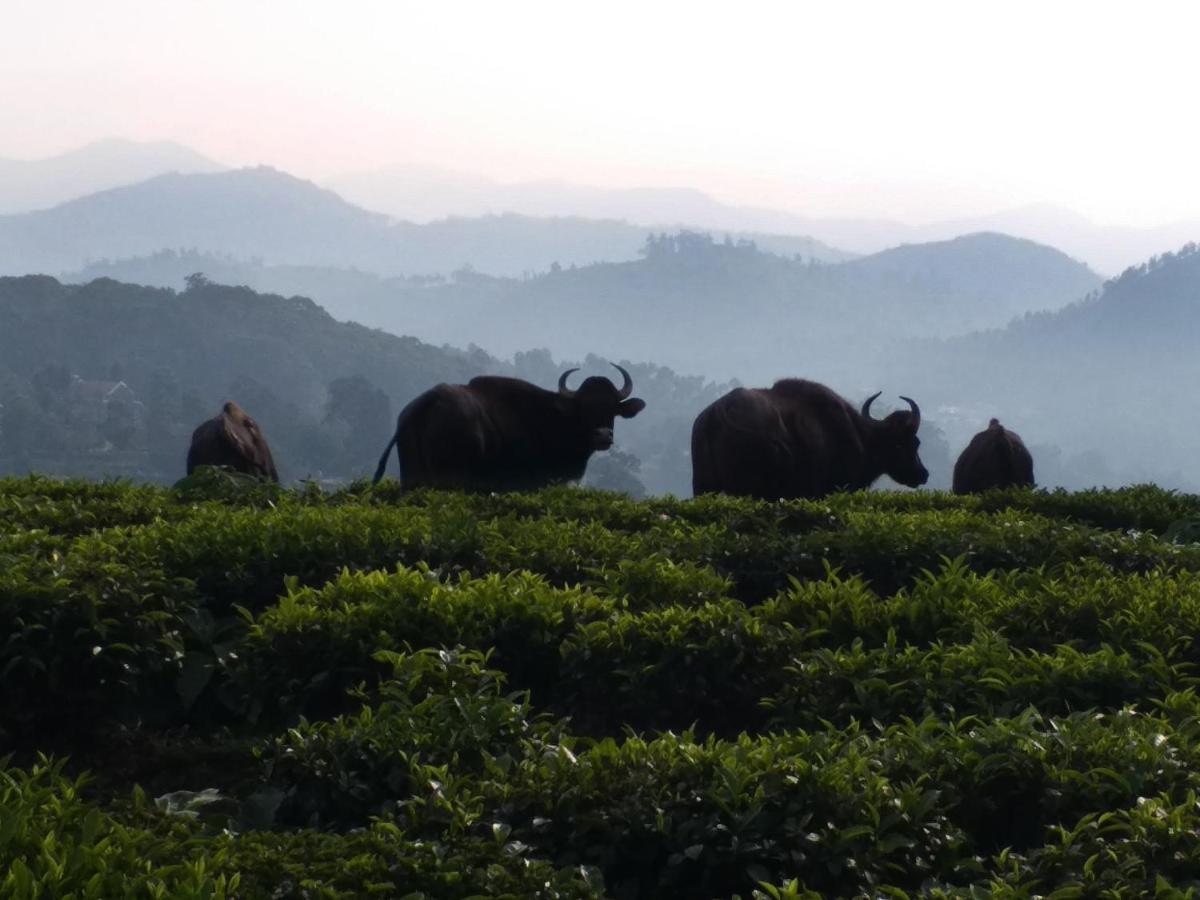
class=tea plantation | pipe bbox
[6,470,1200,897]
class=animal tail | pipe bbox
[373,389,444,486]
[372,433,399,485]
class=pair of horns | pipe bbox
[559,363,633,400]
[862,392,920,425]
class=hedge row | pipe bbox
[6,475,1200,540]
[232,559,1200,733]
[247,649,1200,897]
[8,513,1200,742]
[0,754,601,899]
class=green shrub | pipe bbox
[6,478,1200,897]
[766,635,1182,730]
[0,756,238,898]
[237,566,614,722]
[585,553,733,611]
[0,476,176,537]
[258,647,570,830]
[556,601,786,736]
[762,557,1200,661]
[490,728,970,898]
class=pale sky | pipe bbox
[1,0,1198,225]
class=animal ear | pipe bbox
[618,398,646,418]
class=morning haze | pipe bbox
[1,0,1199,495]
[11,6,1200,895]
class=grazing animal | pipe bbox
[952,418,1034,494]
[691,379,928,500]
[186,401,279,482]
[373,364,646,491]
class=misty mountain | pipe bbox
[890,242,1200,488]
[329,163,1200,276]
[328,163,852,257]
[0,167,396,276]
[72,234,1098,370]
[0,275,726,495]
[0,139,223,214]
[779,203,1200,277]
[72,232,1092,386]
[963,206,1200,279]
[842,232,1100,324]
[0,166,848,279]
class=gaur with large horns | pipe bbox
[691,379,927,499]
[373,364,646,491]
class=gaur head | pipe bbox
[558,363,646,450]
[862,392,929,488]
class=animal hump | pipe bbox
[221,410,257,459]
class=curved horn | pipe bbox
[557,368,580,397]
[611,363,633,400]
[900,395,921,427]
[861,391,882,420]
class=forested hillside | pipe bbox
[891,243,1200,489]
[0,275,728,494]
[842,232,1099,324]
[71,231,1100,386]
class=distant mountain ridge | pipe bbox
[70,231,1097,385]
[0,138,223,214]
[886,241,1200,488]
[796,204,1200,277]
[842,232,1100,324]
[69,232,1100,375]
[328,163,1199,275]
[0,166,849,279]
[329,162,838,236]
[3,141,1197,274]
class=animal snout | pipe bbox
[593,427,615,449]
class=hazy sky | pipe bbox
[2,0,1198,225]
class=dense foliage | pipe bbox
[5,475,1200,896]
[0,276,727,495]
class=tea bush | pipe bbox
[7,475,1200,897]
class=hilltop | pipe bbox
[0,166,847,279]
[301,230,1097,383]
[0,275,726,494]
[842,231,1098,323]
[329,162,1200,275]
[69,231,1100,386]
[891,243,1200,488]
[0,138,222,214]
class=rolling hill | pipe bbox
[0,166,848,279]
[0,275,726,494]
[889,242,1200,488]
[68,232,1100,386]
[0,138,222,214]
[330,163,1200,275]
[842,232,1100,324]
